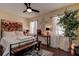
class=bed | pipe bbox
[0,19,38,56]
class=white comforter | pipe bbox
[0,36,36,56]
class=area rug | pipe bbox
[23,49,53,56]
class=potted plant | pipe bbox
[58,9,79,54]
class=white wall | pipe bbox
[0,10,29,40]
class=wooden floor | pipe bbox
[0,44,71,56]
[40,44,70,56]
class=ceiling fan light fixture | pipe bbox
[27,8,32,12]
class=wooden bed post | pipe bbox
[37,34,38,41]
[10,44,11,56]
[1,19,3,39]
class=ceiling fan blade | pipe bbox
[23,10,27,13]
[32,9,40,13]
[24,3,31,7]
[24,3,28,6]
[28,3,31,7]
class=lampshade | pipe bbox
[46,28,50,31]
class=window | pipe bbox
[53,16,64,36]
[29,21,37,35]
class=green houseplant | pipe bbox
[58,9,79,51]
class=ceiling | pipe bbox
[0,3,73,18]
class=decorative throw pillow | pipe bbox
[15,31,25,37]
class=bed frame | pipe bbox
[1,19,40,56]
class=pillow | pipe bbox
[2,31,16,38]
[15,31,24,37]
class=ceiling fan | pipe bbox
[23,3,40,13]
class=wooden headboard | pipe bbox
[1,19,23,37]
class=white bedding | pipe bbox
[0,35,36,56]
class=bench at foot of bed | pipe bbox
[10,41,41,56]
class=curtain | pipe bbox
[51,16,69,51]
[51,16,60,48]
